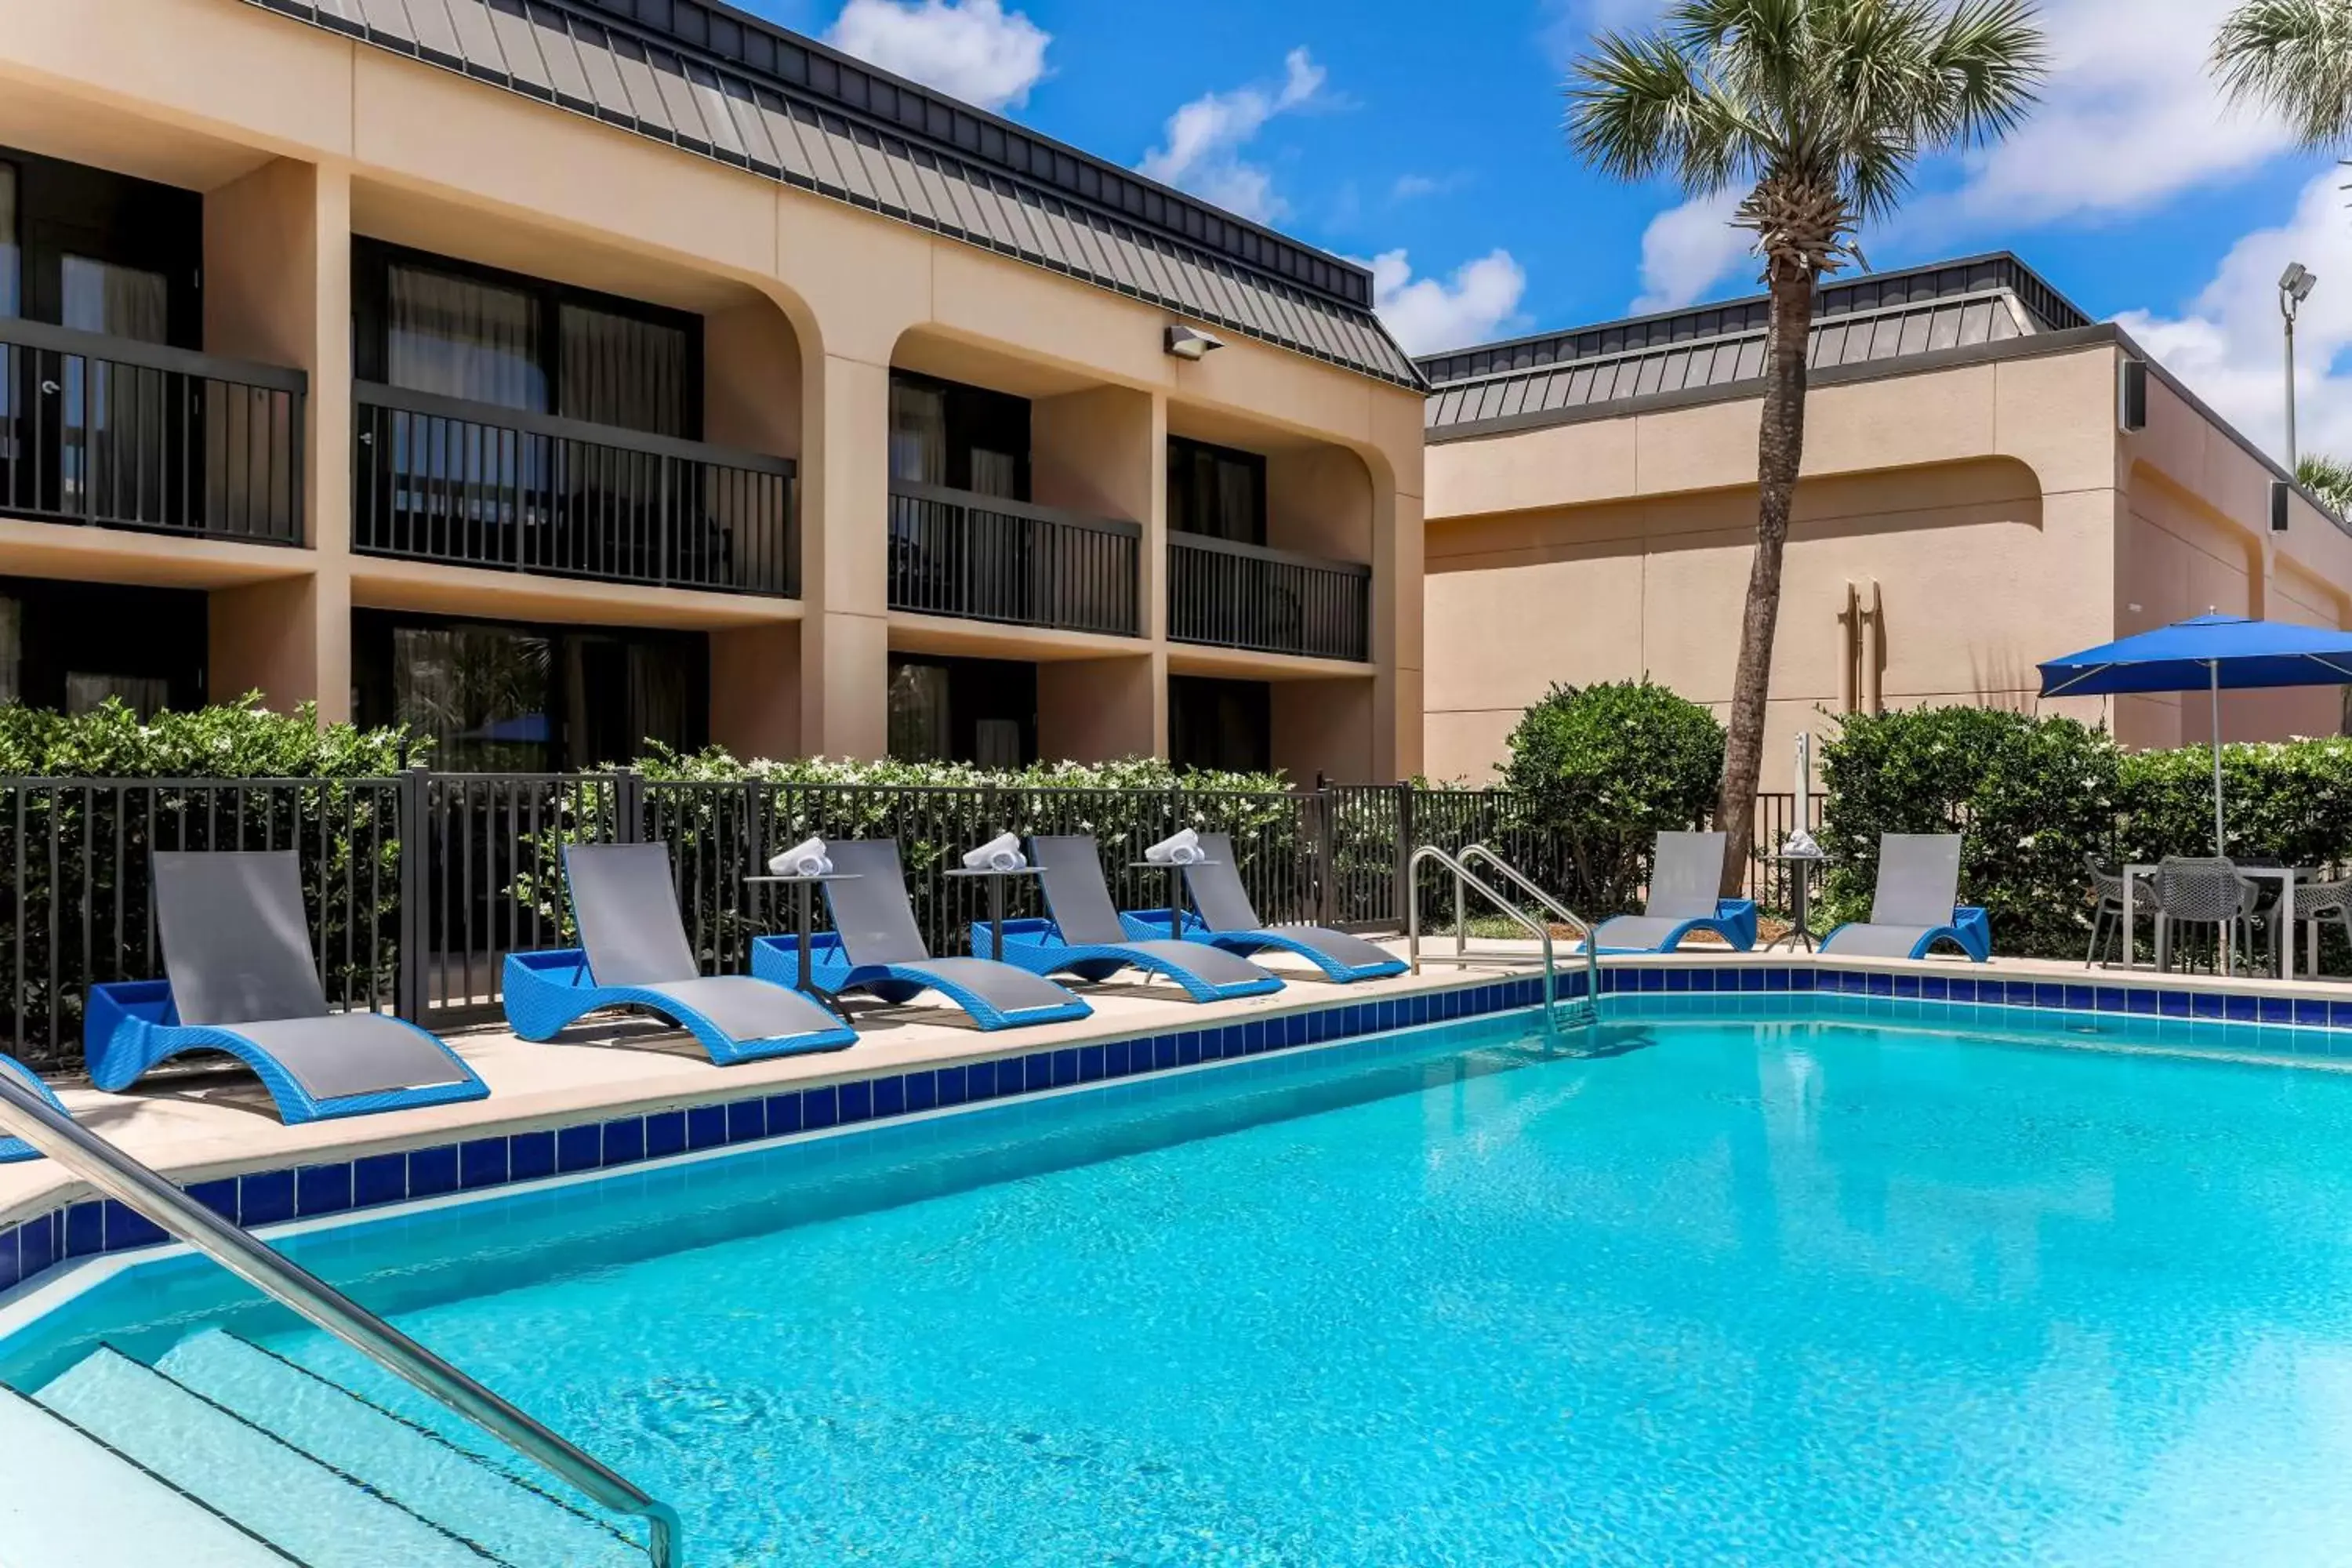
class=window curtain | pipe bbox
[889,380,948,485]
[65,672,170,720]
[60,256,168,343]
[558,303,687,437]
[387,265,546,412]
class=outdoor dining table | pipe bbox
[2117,862,2321,980]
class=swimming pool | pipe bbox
[10,1000,2352,1566]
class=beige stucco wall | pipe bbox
[0,0,1421,780]
[1424,339,2352,784]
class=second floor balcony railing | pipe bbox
[1168,532,1372,662]
[887,480,1140,637]
[0,318,304,545]
[354,383,797,597]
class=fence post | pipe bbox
[1311,776,1338,928]
[397,763,429,1022]
[1393,779,1416,931]
[614,767,643,844]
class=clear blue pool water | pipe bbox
[14,1007,2352,1565]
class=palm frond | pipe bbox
[2215,0,2352,152]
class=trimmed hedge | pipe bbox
[0,694,414,777]
[1499,681,1726,913]
[1820,706,2352,960]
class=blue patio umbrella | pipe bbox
[2039,613,2352,854]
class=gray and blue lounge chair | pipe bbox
[975,836,1284,1003]
[84,851,488,1124]
[750,840,1092,1031]
[503,842,857,1064]
[0,1054,71,1163]
[1820,833,1991,961]
[1588,832,1759,953]
[1134,833,1407,983]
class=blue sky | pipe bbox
[748,0,2352,459]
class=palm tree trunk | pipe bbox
[1713,263,1816,895]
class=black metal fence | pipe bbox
[2,771,1803,1076]
[1167,534,1370,662]
[0,318,305,545]
[885,481,1140,636]
[0,778,403,1074]
[353,383,797,596]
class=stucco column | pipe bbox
[799,353,891,758]
[1033,384,1164,758]
[201,157,351,721]
[1372,481,1424,781]
[704,296,804,760]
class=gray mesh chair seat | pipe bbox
[975,836,1283,1003]
[2149,856,2259,975]
[1153,833,1406,983]
[82,851,488,1123]
[1588,833,1759,953]
[773,840,1091,1031]
[502,843,857,1065]
[1818,834,1988,962]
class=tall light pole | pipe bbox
[2281,262,2318,470]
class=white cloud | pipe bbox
[826,0,1050,113]
[1139,49,1326,223]
[1931,0,2288,229]
[2118,169,2352,463]
[1631,189,1752,311]
[1373,249,1529,355]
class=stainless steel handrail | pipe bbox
[1458,843,1602,1009]
[1407,845,1566,1018]
[0,1074,682,1568]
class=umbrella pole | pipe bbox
[2210,661,2226,857]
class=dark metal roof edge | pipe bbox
[1416,252,2089,384]
[1427,321,2117,442]
[477,0,1378,310]
[1428,320,2352,541]
[241,0,1421,390]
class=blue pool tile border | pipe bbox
[0,972,1563,1299]
[5,959,2351,1301]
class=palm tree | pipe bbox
[2300,452,2352,514]
[1565,0,2045,889]
[2214,0,2352,149]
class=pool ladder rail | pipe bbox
[0,1069,684,1568]
[1406,844,1601,1027]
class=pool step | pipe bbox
[0,1382,297,1567]
[34,1346,495,1567]
[157,1331,641,1568]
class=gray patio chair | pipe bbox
[2292,876,2352,971]
[2084,856,2151,968]
[2151,856,2260,975]
[1818,833,1989,960]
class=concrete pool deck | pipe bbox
[5,937,2350,1232]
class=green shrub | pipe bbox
[1498,681,1725,913]
[0,693,415,777]
[1819,706,2123,958]
[2117,737,2352,868]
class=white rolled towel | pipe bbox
[1145,827,1203,866]
[964,831,1025,872]
[1782,829,1823,858]
[768,837,833,877]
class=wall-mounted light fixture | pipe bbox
[1164,324,1225,361]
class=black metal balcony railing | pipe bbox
[354,383,797,597]
[0,318,305,545]
[887,480,1140,637]
[1168,532,1372,662]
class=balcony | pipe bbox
[0,318,304,546]
[887,480,1139,637]
[1167,533,1371,662]
[353,383,797,597]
